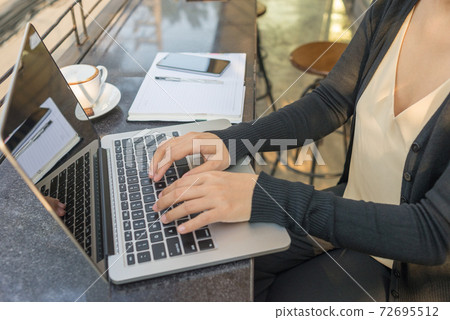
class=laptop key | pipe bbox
[85,236,91,248]
[140,178,151,186]
[164,226,178,238]
[125,242,134,253]
[75,224,84,236]
[146,212,159,222]
[134,230,147,240]
[142,186,154,194]
[127,176,138,184]
[126,168,137,176]
[131,210,144,220]
[128,184,140,193]
[152,243,167,260]
[76,232,84,245]
[143,194,156,203]
[177,166,190,177]
[172,131,179,137]
[148,222,161,232]
[118,176,125,184]
[86,247,92,257]
[127,254,135,265]
[155,181,166,190]
[123,220,131,230]
[120,192,127,201]
[122,211,130,220]
[139,171,149,178]
[125,161,136,169]
[129,192,141,201]
[136,240,149,251]
[166,237,182,257]
[145,204,156,213]
[133,219,146,230]
[133,137,144,144]
[167,176,177,185]
[124,231,132,242]
[122,138,132,148]
[181,233,197,254]
[198,239,215,251]
[137,251,151,263]
[121,201,128,210]
[130,201,143,210]
[177,219,188,226]
[74,214,84,227]
[114,140,121,147]
[50,177,58,194]
[175,158,188,167]
[195,228,211,240]
[150,232,163,243]
[165,168,176,177]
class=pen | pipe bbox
[14,120,53,158]
[155,76,224,84]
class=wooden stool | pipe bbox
[271,41,349,184]
[257,1,267,17]
[256,2,276,112]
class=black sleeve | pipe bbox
[250,163,450,266]
[209,0,377,161]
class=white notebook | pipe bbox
[128,52,246,123]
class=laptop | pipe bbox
[0,24,290,284]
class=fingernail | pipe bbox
[160,214,167,223]
[178,225,185,233]
[58,202,66,208]
[153,203,158,211]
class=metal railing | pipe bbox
[0,0,105,105]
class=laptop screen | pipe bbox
[0,24,109,275]
[0,24,99,183]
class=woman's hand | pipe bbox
[45,196,66,216]
[149,132,230,182]
[154,171,258,234]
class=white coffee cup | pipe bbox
[61,64,108,109]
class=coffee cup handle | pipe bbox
[97,65,108,85]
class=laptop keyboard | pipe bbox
[114,131,215,266]
[40,152,92,257]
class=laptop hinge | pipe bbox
[99,147,115,256]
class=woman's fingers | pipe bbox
[160,198,212,224]
[177,210,216,234]
[154,184,206,211]
[183,160,223,177]
[159,173,206,198]
[45,196,66,216]
[149,132,230,181]
[150,137,193,180]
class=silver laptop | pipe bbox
[0,24,290,284]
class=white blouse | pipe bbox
[343,9,450,268]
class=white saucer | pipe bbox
[75,83,121,120]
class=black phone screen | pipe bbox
[156,53,230,76]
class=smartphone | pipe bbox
[156,53,231,77]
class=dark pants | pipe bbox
[254,184,391,302]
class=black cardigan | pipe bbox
[210,0,449,301]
